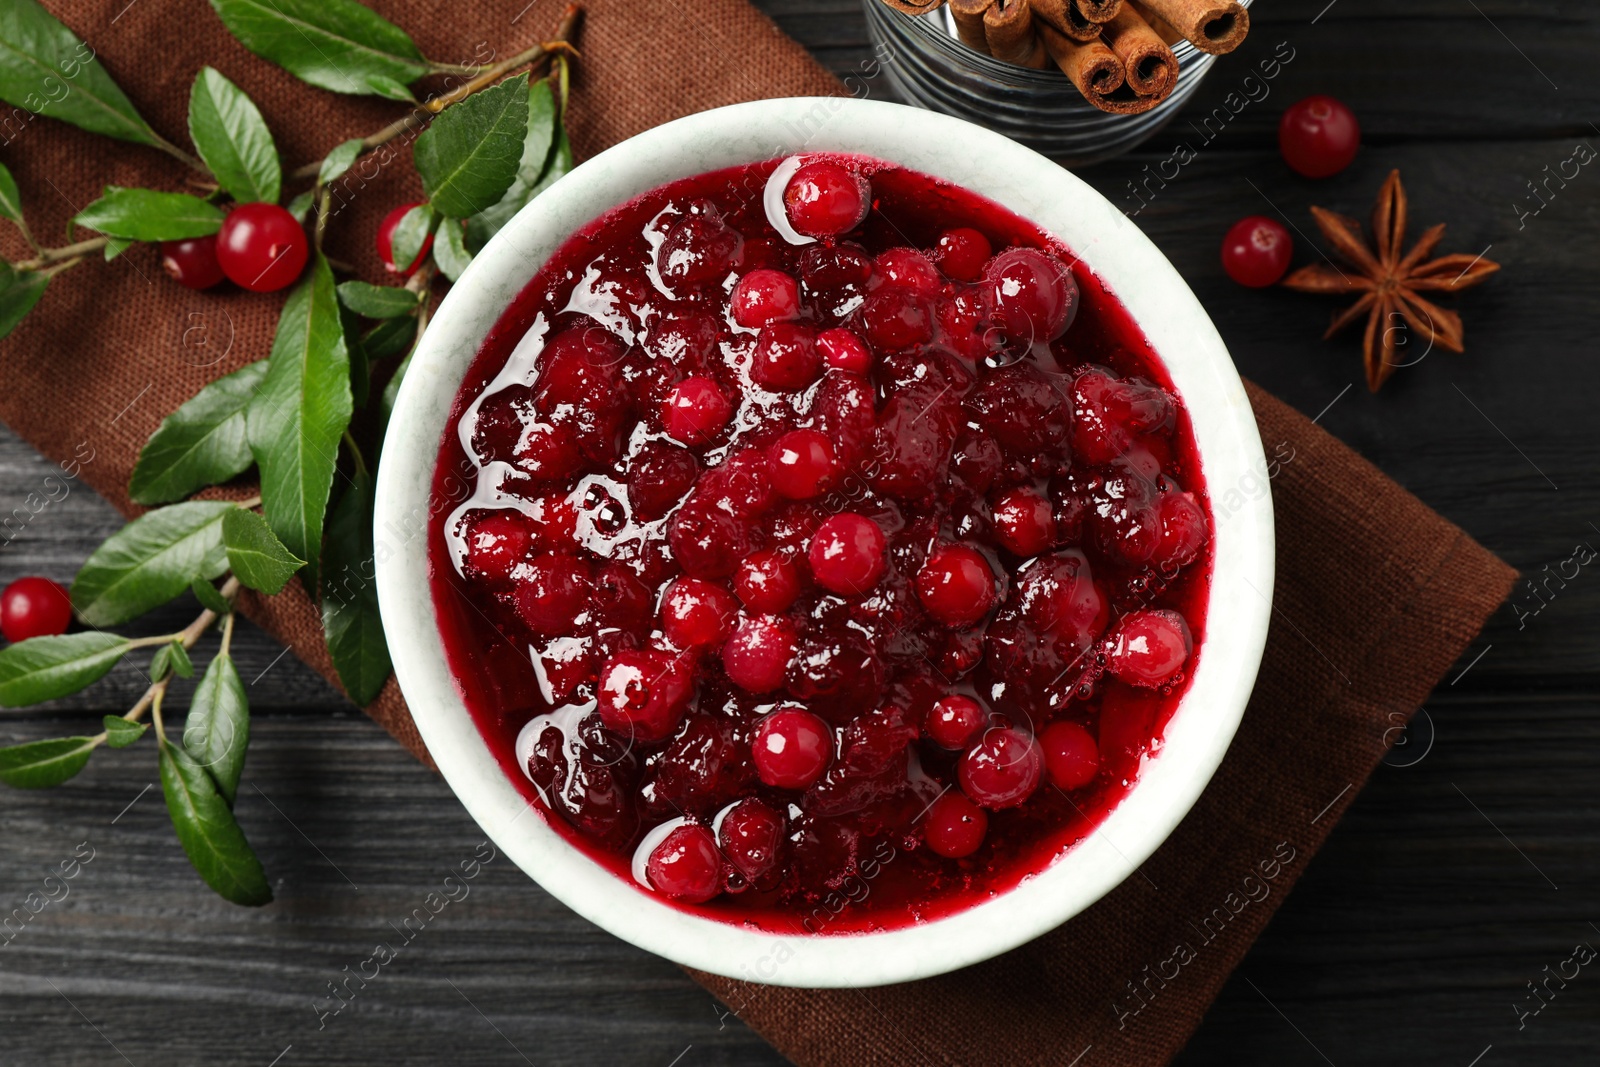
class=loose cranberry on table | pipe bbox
[782,159,870,238]
[646,824,722,903]
[1221,216,1293,288]
[160,236,224,290]
[215,202,308,292]
[0,577,72,642]
[376,201,434,275]
[923,791,989,859]
[434,153,1214,925]
[1279,95,1360,178]
[807,513,887,595]
[752,705,833,789]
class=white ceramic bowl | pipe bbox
[375,97,1274,989]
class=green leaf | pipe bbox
[432,217,471,282]
[0,0,168,148]
[0,160,24,233]
[247,252,352,595]
[74,187,224,241]
[130,361,268,505]
[321,471,390,705]
[207,0,428,101]
[285,190,314,224]
[71,501,233,627]
[151,639,194,682]
[360,315,417,361]
[414,73,528,220]
[339,303,369,410]
[379,348,413,432]
[103,236,133,261]
[0,262,48,341]
[337,280,420,319]
[191,578,233,615]
[465,77,557,248]
[188,67,280,204]
[150,642,173,681]
[222,507,305,594]
[0,633,129,707]
[159,738,271,906]
[183,652,249,803]
[387,203,434,275]
[102,716,146,749]
[0,736,96,788]
[319,138,364,185]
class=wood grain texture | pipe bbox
[2,0,1597,1063]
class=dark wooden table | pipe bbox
[3,2,1597,1064]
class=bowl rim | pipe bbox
[374,95,1275,989]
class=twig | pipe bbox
[287,3,584,183]
[122,575,242,726]
[14,236,110,271]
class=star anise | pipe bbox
[1282,169,1500,392]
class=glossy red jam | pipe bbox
[429,154,1211,933]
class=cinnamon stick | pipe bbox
[950,0,995,53]
[1132,0,1248,54]
[983,1,1049,69]
[876,0,949,13]
[1100,4,1178,96]
[1076,0,1125,21]
[1032,0,1102,42]
[1039,21,1172,113]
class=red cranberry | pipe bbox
[768,429,839,500]
[590,563,652,633]
[964,364,1071,457]
[462,510,532,581]
[646,824,722,903]
[526,491,578,550]
[1279,95,1360,178]
[511,415,586,482]
[817,327,873,373]
[1040,721,1100,790]
[718,798,786,883]
[1153,491,1209,572]
[0,577,72,642]
[926,694,986,750]
[731,269,801,328]
[953,431,1004,492]
[807,513,887,595]
[783,160,870,238]
[1107,609,1193,687]
[991,487,1056,557]
[627,442,699,522]
[809,371,876,467]
[216,203,308,292]
[1069,366,1176,466]
[734,550,803,614]
[660,577,738,649]
[800,243,873,288]
[933,227,992,282]
[958,727,1043,809]
[597,649,692,742]
[376,201,433,275]
[160,236,224,290]
[657,210,742,293]
[662,376,733,446]
[1221,216,1293,288]
[923,791,988,858]
[695,446,776,518]
[983,247,1077,344]
[752,706,832,789]
[514,553,591,636]
[750,323,821,392]
[722,615,796,693]
[856,286,932,351]
[527,716,639,848]
[667,504,749,579]
[985,550,1109,698]
[875,247,940,294]
[915,544,997,628]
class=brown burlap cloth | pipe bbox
[3,2,1515,1063]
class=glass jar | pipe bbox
[862,0,1251,165]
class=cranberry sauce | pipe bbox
[428,154,1212,934]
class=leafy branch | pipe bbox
[0,0,584,905]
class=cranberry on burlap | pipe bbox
[0,3,1513,1064]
